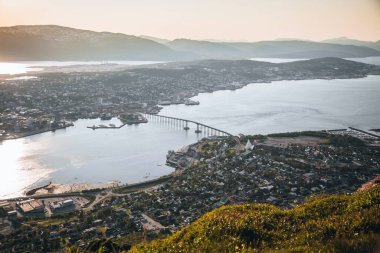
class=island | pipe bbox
[1,57,380,140]
[0,128,379,252]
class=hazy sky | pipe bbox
[0,0,379,41]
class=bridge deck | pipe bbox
[145,114,233,136]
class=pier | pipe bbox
[144,114,233,137]
[87,124,125,130]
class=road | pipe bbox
[141,213,166,230]
[84,190,125,211]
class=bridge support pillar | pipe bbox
[184,121,189,130]
[195,123,201,134]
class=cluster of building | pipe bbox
[0,108,73,140]
[49,199,75,213]
[16,199,45,215]
[114,133,380,228]
[0,197,83,220]
[1,131,380,251]
[1,58,376,140]
[1,58,380,251]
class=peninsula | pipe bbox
[1,57,379,140]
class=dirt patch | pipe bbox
[262,136,328,148]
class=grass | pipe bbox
[267,131,365,147]
[267,131,329,138]
[129,185,380,253]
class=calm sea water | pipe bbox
[0,61,165,75]
[0,118,202,198]
[1,57,379,75]
[0,59,380,198]
[160,75,380,134]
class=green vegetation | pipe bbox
[267,131,329,138]
[129,185,380,253]
[267,131,365,147]
[370,129,380,133]
[328,134,365,147]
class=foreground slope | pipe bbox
[130,185,380,252]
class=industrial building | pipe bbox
[16,199,44,215]
[49,199,75,213]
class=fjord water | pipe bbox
[160,75,380,134]
[0,60,165,75]
[1,56,380,75]
[0,118,202,198]
[1,59,380,198]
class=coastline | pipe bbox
[0,124,73,142]
[0,141,185,201]
[30,181,122,196]
[1,74,378,142]
[0,175,176,201]
[1,74,379,200]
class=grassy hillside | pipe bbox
[129,185,380,252]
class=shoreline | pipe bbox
[1,125,379,201]
[0,181,123,201]
[0,124,73,142]
[0,141,185,201]
[30,181,122,195]
[0,175,176,202]
[1,75,378,142]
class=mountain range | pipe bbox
[0,25,180,61]
[322,37,380,51]
[0,25,379,61]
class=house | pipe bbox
[245,140,254,150]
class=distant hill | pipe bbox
[0,25,379,61]
[224,40,380,58]
[322,37,380,51]
[130,184,380,252]
[166,39,380,59]
[167,39,246,59]
[139,35,170,44]
[0,25,181,61]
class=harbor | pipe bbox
[1,76,380,199]
[87,113,148,130]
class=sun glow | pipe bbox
[0,139,51,198]
[0,63,28,75]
